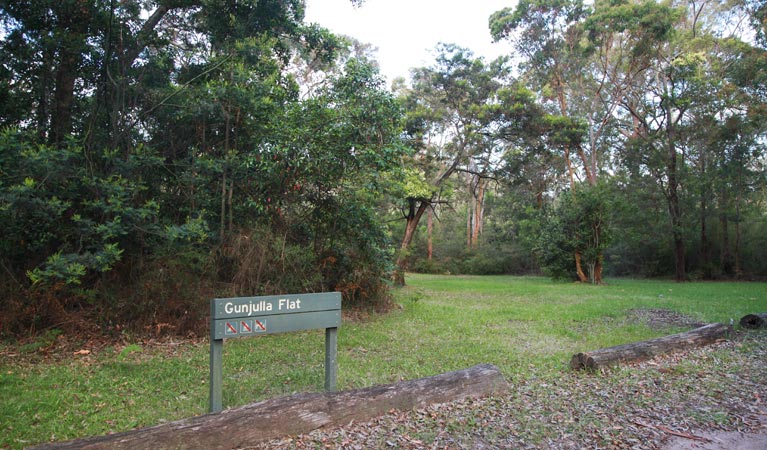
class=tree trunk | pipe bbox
[575,143,595,186]
[555,80,577,193]
[593,254,603,285]
[672,228,686,282]
[31,364,509,450]
[120,5,170,71]
[734,177,742,279]
[720,210,733,275]
[575,252,588,283]
[564,145,576,192]
[739,313,767,329]
[570,323,730,370]
[396,147,462,281]
[471,178,486,249]
[48,2,92,146]
[400,200,428,257]
[395,198,430,281]
[700,198,710,276]
[466,193,473,250]
[668,155,686,281]
[663,99,686,282]
[426,207,433,261]
[699,155,711,277]
[227,179,234,235]
[50,46,81,146]
[220,170,227,242]
[37,46,54,140]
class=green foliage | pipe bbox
[542,114,588,148]
[165,216,211,245]
[535,184,612,282]
[0,1,406,335]
[1,0,766,338]
[400,167,434,200]
[0,131,162,288]
[583,0,681,58]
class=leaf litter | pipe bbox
[244,331,767,449]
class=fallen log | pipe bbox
[740,313,767,329]
[570,322,731,371]
[30,364,508,450]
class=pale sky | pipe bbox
[304,0,516,84]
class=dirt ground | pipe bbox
[250,311,767,450]
[662,416,767,450]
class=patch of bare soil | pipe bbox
[627,308,708,330]
[246,331,767,449]
[662,424,767,450]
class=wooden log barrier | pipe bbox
[740,313,767,329]
[570,322,731,371]
[30,364,508,450]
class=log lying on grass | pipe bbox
[570,322,731,371]
[740,313,767,329]
[31,364,508,450]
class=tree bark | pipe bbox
[570,323,730,370]
[575,252,589,283]
[668,145,686,282]
[593,254,603,285]
[720,210,733,275]
[31,364,509,450]
[120,5,170,71]
[739,313,767,329]
[699,154,711,277]
[466,189,473,250]
[426,207,433,260]
[220,170,227,241]
[49,5,89,146]
[395,198,430,281]
[663,95,687,282]
[734,180,743,279]
[575,142,595,186]
[471,177,486,249]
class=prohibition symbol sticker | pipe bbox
[238,320,251,333]
[254,319,267,332]
[225,322,238,335]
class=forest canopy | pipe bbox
[1,0,765,337]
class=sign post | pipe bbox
[209,292,341,413]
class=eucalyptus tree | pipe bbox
[490,0,767,281]
[613,0,766,280]
[490,0,592,190]
[685,35,767,277]
[747,0,767,46]
[490,0,621,283]
[392,44,514,281]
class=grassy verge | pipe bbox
[1,275,765,449]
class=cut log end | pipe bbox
[571,322,731,371]
[739,313,767,329]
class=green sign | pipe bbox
[210,292,341,339]
[209,292,341,413]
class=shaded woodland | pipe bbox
[0,0,765,337]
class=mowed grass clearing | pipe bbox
[1,274,765,449]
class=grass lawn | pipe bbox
[1,274,765,449]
